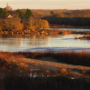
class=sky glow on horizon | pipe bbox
[0,0,90,10]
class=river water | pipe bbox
[49,28,90,31]
[0,31,90,52]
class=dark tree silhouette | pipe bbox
[0,8,7,17]
[25,9,33,18]
[50,11,54,14]
[16,9,24,18]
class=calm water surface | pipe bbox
[0,33,90,52]
[49,28,90,31]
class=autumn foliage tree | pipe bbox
[26,17,49,30]
[0,18,23,30]
[26,17,35,30]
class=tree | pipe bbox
[0,18,22,30]
[26,17,49,30]
[25,9,33,18]
[26,17,35,30]
[0,8,7,17]
[50,11,54,14]
[16,9,24,18]
[42,19,49,29]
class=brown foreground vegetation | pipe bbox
[0,51,90,90]
[19,51,90,67]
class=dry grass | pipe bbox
[0,51,90,90]
[0,51,90,78]
[19,50,90,67]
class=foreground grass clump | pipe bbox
[1,76,90,90]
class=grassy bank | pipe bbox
[18,51,90,67]
[0,51,90,90]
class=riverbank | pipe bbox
[0,29,90,36]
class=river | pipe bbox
[49,28,90,31]
[0,30,90,52]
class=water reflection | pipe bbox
[49,28,90,31]
[0,35,49,52]
[0,34,90,52]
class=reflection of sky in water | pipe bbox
[0,34,90,52]
[49,28,90,31]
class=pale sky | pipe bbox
[0,0,90,10]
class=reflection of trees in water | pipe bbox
[0,35,49,47]
[0,39,21,47]
[0,35,25,46]
[28,35,49,46]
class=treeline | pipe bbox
[42,17,90,27]
[0,8,33,18]
[25,17,49,30]
[0,8,50,31]
[0,17,49,31]
[0,18,23,31]
[1,7,90,28]
[52,10,90,18]
[16,9,33,18]
[41,9,90,27]
[1,8,90,18]
[31,9,90,18]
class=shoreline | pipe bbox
[0,29,90,36]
